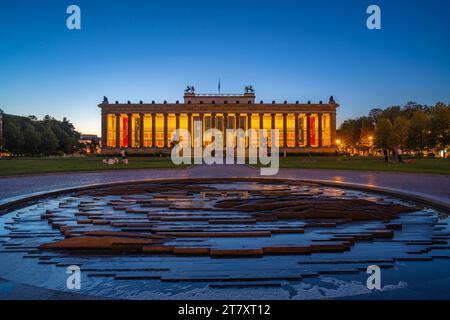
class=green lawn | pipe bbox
[0,156,448,177]
[0,156,186,177]
[265,156,450,175]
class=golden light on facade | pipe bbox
[100,89,340,152]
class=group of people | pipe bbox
[102,150,129,165]
[383,148,404,163]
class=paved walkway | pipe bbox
[1,165,449,207]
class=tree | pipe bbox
[22,124,41,154]
[393,116,410,150]
[368,108,383,126]
[408,109,430,154]
[39,127,59,155]
[375,118,395,150]
[338,119,359,152]
[381,106,401,123]
[1,113,81,156]
[430,103,450,151]
[4,122,24,154]
[50,125,71,153]
[359,127,375,154]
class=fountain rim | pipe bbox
[1,177,449,215]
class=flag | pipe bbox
[218,78,221,94]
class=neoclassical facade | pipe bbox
[99,88,339,154]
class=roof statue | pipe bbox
[244,85,255,94]
[185,85,195,94]
[329,96,336,104]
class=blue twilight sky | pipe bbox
[0,0,449,135]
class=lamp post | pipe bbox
[336,139,341,154]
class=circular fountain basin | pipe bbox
[0,178,449,300]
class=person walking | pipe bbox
[383,149,388,163]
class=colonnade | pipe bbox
[102,112,336,149]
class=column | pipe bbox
[187,113,192,146]
[127,113,132,148]
[163,113,168,148]
[151,113,156,148]
[271,113,276,147]
[174,113,180,146]
[115,113,121,148]
[259,113,264,147]
[236,113,240,148]
[139,113,145,148]
[224,113,228,148]
[330,112,337,147]
[295,113,299,147]
[318,113,323,147]
[200,113,204,147]
[282,113,287,148]
[306,113,311,147]
[176,113,180,130]
[246,114,251,149]
[211,113,216,129]
[101,112,107,147]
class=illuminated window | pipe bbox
[215,114,224,133]
[310,113,319,147]
[226,114,236,147]
[107,114,116,147]
[119,114,128,148]
[250,114,260,147]
[262,114,272,147]
[321,113,331,146]
[167,114,176,146]
[237,114,249,147]
[286,114,296,148]
[178,113,189,144]
[191,113,201,147]
[131,114,141,148]
[204,114,213,146]
[143,114,152,147]
[275,114,284,147]
[155,114,164,148]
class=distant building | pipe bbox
[98,87,339,154]
[79,134,100,145]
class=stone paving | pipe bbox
[0,164,449,207]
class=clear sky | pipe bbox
[1,0,449,135]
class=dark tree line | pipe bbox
[0,113,81,156]
[337,102,450,156]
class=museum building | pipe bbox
[99,87,339,154]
